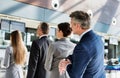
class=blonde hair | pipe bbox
[10,30,26,65]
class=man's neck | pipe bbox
[78,29,87,36]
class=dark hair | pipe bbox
[58,22,72,37]
[70,11,90,29]
[40,22,49,34]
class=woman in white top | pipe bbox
[4,30,27,78]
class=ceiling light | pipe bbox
[87,10,93,18]
[51,0,59,10]
[112,17,117,26]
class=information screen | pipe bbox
[10,21,25,32]
[1,19,10,31]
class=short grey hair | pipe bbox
[70,11,90,29]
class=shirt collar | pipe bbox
[58,37,70,41]
[79,29,91,41]
[39,34,48,39]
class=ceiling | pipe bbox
[15,0,120,36]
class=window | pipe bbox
[49,27,56,36]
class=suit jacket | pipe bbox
[67,30,106,78]
[27,36,51,78]
[45,38,75,78]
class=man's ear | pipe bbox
[59,30,63,34]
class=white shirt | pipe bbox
[39,34,48,39]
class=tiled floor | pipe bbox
[106,70,120,78]
[0,68,5,78]
[0,68,120,78]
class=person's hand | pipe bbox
[58,59,71,75]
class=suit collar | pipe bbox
[57,38,70,41]
[79,29,91,42]
[39,35,48,39]
[80,30,96,42]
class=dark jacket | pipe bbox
[67,30,106,78]
[27,36,51,78]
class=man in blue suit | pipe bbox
[59,11,106,78]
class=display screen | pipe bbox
[1,19,10,31]
[0,19,25,32]
[10,21,25,32]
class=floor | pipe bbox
[0,68,5,78]
[0,68,120,78]
[106,70,120,78]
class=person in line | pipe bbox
[45,22,75,78]
[59,11,106,78]
[4,30,27,78]
[27,22,51,78]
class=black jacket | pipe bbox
[27,36,51,78]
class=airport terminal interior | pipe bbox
[0,0,120,78]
